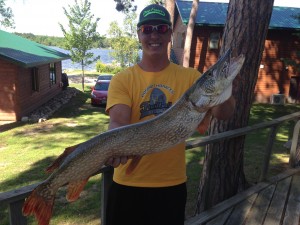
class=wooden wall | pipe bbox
[255,30,300,103]
[0,60,63,121]
[172,22,300,103]
[0,59,18,121]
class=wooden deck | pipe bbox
[185,167,300,225]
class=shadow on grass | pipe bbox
[185,147,205,218]
[0,121,27,133]
[0,156,56,192]
[0,155,103,225]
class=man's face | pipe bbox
[137,21,172,58]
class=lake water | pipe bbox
[50,46,115,71]
[50,46,141,71]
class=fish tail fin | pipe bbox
[66,179,89,202]
[22,182,55,225]
[46,144,79,173]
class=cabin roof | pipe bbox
[176,1,300,30]
[0,30,70,68]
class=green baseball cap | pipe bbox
[137,4,171,27]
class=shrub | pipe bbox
[95,60,123,74]
[95,61,107,73]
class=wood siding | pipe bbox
[0,59,63,121]
[256,30,300,103]
[173,23,300,103]
[0,59,18,121]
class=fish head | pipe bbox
[188,49,245,111]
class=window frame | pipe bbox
[209,32,220,50]
[49,63,57,86]
[31,67,40,92]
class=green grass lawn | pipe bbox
[0,80,299,224]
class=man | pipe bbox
[105,4,235,225]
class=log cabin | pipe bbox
[173,1,300,104]
[0,30,70,122]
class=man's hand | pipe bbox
[197,110,211,134]
[105,156,132,168]
[197,95,236,134]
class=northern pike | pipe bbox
[22,49,245,225]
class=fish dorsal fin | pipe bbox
[46,144,79,173]
[66,179,89,202]
[125,156,142,175]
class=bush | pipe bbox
[95,60,123,74]
[95,61,107,72]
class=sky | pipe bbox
[2,0,300,37]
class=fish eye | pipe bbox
[222,62,228,73]
[222,62,229,77]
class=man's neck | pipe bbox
[138,56,170,72]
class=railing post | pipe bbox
[8,199,27,225]
[289,120,300,168]
[100,167,113,225]
[259,125,279,182]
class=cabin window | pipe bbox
[49,63,56,85]
[209,32,220,49]
[31,67,39,91]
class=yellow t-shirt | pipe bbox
[106,62,200,187]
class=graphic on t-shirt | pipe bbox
[140,87,172,119]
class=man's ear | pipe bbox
[137,33,141,43]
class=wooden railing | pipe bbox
[1,111,300,225]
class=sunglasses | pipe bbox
[138,24,171,34]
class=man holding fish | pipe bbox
[22,3,245,225]
[105,4,236,225]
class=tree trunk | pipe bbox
[81,60,85,91]
[196,0,274,213]
[182,0,199,68]
[165,0,175,58]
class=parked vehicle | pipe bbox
[96,74,113,81]
[91,80,110,106]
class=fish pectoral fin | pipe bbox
[126,156,142,175]
[46,144,80,173]
[197,111,211,134]
[66,179,89,202]
[22,182,55,225]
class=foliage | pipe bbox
[95,60,123,74]
[14,32,110,49]
[113,0,163,12]
[0,0,14,28]
[149,0,164,4]
[15,32,65,48]
[283,51,300,72]
[283,14,300,72]
[107,12,140,67]
[59,0,101,91]
[114,0,137,13]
